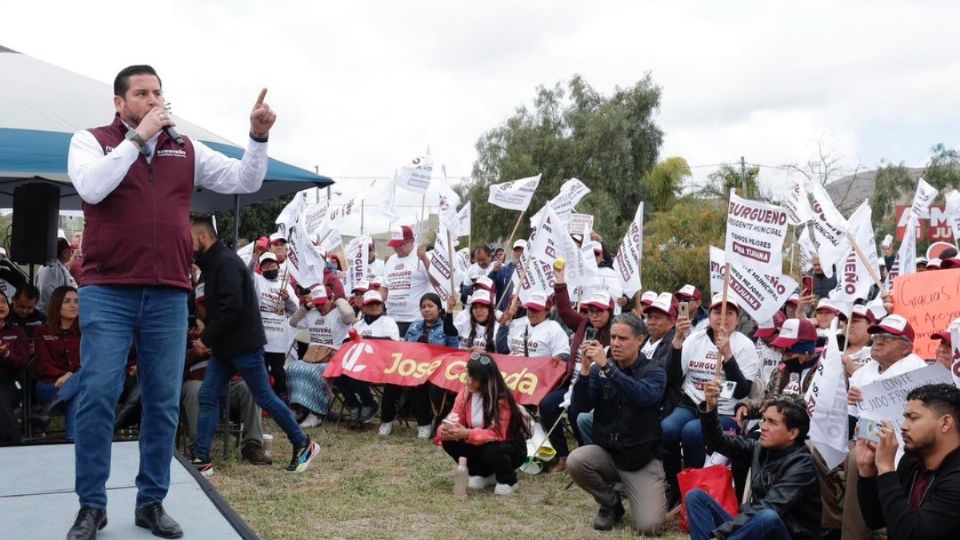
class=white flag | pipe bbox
[613,203,644,297]
[436,168,462,238]
[944,189,960,244]
[345,236,370,293]
[568,213,594,238]
[275,189,310,234]
[456,201,472,238]
[709,246,725,298]
[488,174,541,211]
[529,203,588,285]
[395,155,433,194]
[798,225,817,272]
[784,178,813,226]
[428,224,457,296]
[910,177,937,219]
[805,321,850,470]
[886,213,918,289]
[724,193,789,274]
[950,319,960,388]
[455,247,471,277]
[807,179,849,278]
[286,201,328,289]
[832,200,878,302]
[726,263,798,324]
[378,175,401,221]
[531,178,591,224]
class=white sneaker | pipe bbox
[378,422,393,436]
[494,482,518,495]
[417,425,432,439]
[467,475,496,490]
[299,413,321,428]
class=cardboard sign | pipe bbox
[568,213,594,238]
[892,269,960,359]
[324,338,566,405]
[858,363,953,425]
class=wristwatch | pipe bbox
[125,130,149,156]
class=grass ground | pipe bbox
[210,419,687,540]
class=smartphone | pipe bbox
[678,301,689,319]
[857,419,882,444]
[802,275,813,296]
[720,381,737,399]
[442,418,457,427]
[584,327,598,342]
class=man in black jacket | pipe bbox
[566,313,668,535]
[687,380,820,540]
[190,219,319,476]
[856,383,960,540]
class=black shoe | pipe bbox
[359,404,377,424]
[33,397,64,429]
[67,506,107,540]
[134,502,183,538]
[241,442,273,466]
[285,436,320,473]
[593,498,625,531]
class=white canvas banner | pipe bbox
[455,247,471,277]
[488,174,541,211]
[436,168,462,237]
[286,200,328,289]
[378,176,401,222]
[944,189,960,245]
[346,236,370,292]
[275,189,310,234]
[726,263,799,324]
[529,203,590,289]
[512,252,554,305]
[910,177,937,219]
[613,203,644,297]
[428,224,457,296]
[724,193,789,274]
[832,200,878,302]
[807,179,849,278]
[395,155,433,194]
[531,178,592,224]
[709,246,726,298]
[784,178,813,226]
[568,213,594,238]
[804,322,850,470]
[456,201,472,238]
[886,213,918,289]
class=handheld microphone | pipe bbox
[161,101,185,146]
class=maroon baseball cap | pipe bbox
[387,225,414,248]
[868,314,915,342]
[755,311,786,339]
[932,331,952,346]
[770,318,817,348]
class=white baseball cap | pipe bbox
[582,291,614,311]
[639,290,658,307]
[259,252,278,265]
[513,239,527,250]
[523,291,550,311]
[468,289,493,306]
[362,290,384,305]
[269,231,287,244]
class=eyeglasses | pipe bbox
[469,351,491,365]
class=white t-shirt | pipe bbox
[462,262,494,289]
[640,337,662,362]
[507,318,571,358]
[681,329,761,416]
[848,353,928,417]
[756,341,783,385]
[454,317,502,350]
[293,307,351,350]
[351,315,400,341]
[383,251,433,323]
[253,274,298,353]
[367,258,385,281]
[846,345,873,369]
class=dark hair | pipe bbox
[114,65,161,98]
[468,302,497,352]
[941,247,958,259]
[467,354,531,441]
[612,313,645,338]
[419,293,445,320]
[47,285,78,333]
[474,245,493,257]
[907,384,960,422]
[13,284,40,302]
[761,395,810,441]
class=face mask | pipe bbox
[263,270,279,280]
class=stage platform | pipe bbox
[0,441,257,539]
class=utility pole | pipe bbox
[740,156,748,196]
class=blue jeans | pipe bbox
[36,373,82,439]
[661,407,738,481]
[75,285,187,510]
[577,409,594,445]
[195,347,307,461]
[538,387,582,458]
[686,488,791,540]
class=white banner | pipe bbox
[910,177,937,219]
[488,174,541,211]
[798,224,817,272]
[804,322,850,470]
[455,247,471,278]
[531,178,592,225]
[346,236,370,292]
[286,197,328,289]
[784,178,813,226]
[428,224,457,296]
[945,189,960,245]
[832,200,878,302]
[395,155,433,194]
[886,213,918,289]
[568,213,594,238]
[807,179,849,278]
[436,168,462,237]
[726,263,799,324]
[275,189,310,234]
[512,252,554,305]
[724,193,789,274]
[859,363,953,430]
[379,176,401,222]
[456,201,472,238]
[709,246,725,298]
[613,203,644,297]
[529,204,590,292]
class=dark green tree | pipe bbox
[869,161,914,237]
[699,163,761,200]
[195,194,295,248]
[923,143,960,190]
[642,197,727,294]
[464,74,664,244]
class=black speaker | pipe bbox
[11,183,61,265]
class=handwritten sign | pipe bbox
[892,269,960,359]
[858,363,953,426]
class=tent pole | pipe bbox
[232,194,241,248]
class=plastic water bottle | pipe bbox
[453,457,468,499]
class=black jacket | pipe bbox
[574,355,666,471]
[197,241,266,359]
[858,448,960,540]
[699,404,821,540]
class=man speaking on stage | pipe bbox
[65,64,276,540]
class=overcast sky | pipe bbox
[4,1,959,236]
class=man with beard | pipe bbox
[857,384,960,539]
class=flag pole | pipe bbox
[843,231,887,296]
[716,262,732,378]
[503,209,527,259]
[447,229,457,306]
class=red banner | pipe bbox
[323,338,567,405]
[895,205,955,242]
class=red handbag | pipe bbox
[677,465,739,533]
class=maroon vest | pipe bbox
[84,115,196,290]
